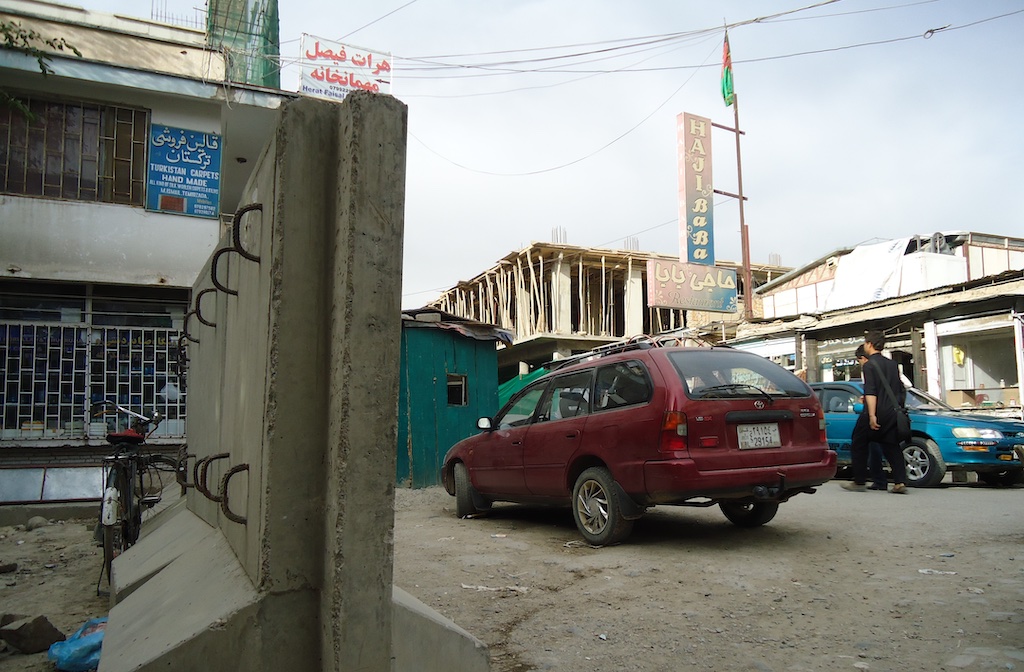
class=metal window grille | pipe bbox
[0,325,88,439]
[0,97,148,205]
[0,322,185,442]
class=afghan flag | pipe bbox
[721,31,735,107]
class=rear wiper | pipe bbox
[696,383,774,404]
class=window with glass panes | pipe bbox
[0,96,148,205]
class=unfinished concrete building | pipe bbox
[430,242,789,380]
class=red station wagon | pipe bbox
[441,341,837,545]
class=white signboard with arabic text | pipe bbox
[647,259,738,314]
[299,34,392,102]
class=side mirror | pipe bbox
[854,403,864,414]
[477,417,492,431]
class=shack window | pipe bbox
[447,374,467,406]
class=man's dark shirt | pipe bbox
[863,352,905,420]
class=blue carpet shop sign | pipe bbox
[146,126,223,218]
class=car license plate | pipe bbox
[737,423,781,450]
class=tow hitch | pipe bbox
[753,474,787,500]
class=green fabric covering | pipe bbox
[498,367,548,408]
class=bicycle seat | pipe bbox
[107,429,145,445]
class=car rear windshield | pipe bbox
[667,349,812,400]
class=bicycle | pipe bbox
[93,401,180,593]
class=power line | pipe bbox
[409,38,718,177]
[240,0,846,82]
[338,0,422,41]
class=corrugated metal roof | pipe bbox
[734,270,1024,340]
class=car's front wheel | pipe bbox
[903,438,946,487]
[719,501,779,527]
[453,462,489,518]
[571,467,634,546]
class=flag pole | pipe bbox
[733,93,753,321]
[720,28,753,321]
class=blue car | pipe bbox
[810,381,1024,487]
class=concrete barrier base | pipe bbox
[101,503,491,672]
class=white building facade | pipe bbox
[734,233,1024,417]
[0,1,289,454]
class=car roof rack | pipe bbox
[542,333,725,372]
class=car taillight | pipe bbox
[818,407,827,444]
[660,411,688,453]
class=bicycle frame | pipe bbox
[94,401,168,592]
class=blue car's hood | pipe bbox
[912,408,1024,434]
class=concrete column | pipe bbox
[910,328,924,388]
[624,265,644,336]
[923,321,941,398]
[805,338,819,383]
[550,254,571,334]
[516,269,532,339]
[318,93,407,671]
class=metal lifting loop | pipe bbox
[231,203,262,263]
[192,455,210,497]
[194,287,217,328]
[196,453,230,502]
[174,336,190,390]
[211,247,238,296]
[176,448,195,490]
[182,310,201,344]
[219,463,250,524]
[174,342,188,376]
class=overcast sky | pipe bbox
[77,0,1024,308]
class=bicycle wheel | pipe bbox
[124,461,142,545]
[101,466,129,583]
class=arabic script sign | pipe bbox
[146,126,222,219]
[647,259,738,313]
[678,112,715,265]
[299,34,393,102]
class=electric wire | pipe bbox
[162,0,1022,300]
[409,38,718,178]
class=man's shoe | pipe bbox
[891,483,908,494]
[868,484,887,491]
[841,482,867,492]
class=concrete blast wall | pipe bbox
[95,94,488,672]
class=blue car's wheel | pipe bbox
[903,438,946,487]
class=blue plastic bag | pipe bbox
[47,617,107,672]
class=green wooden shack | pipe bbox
[397,309,513,488]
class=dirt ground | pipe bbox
[3,480,1024,671]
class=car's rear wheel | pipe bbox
[719,501,779,527]
[454,462,486,518]
[977,469,1024,487]
[571,467,634,546]
[903,438,946,487]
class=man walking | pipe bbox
[855,345,889,490]
[842,330,909,494]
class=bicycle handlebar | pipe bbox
[91,401,163,430]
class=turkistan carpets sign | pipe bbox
[146,126,222,219]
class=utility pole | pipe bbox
[712,100,752,321]
[714,29,753,321]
